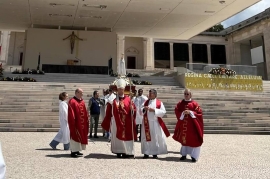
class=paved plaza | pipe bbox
[1,133,270,179]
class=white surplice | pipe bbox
[141,98,168,155]
[53,100,70,144]
[99,96,106,122]
[0,143,6,179]
[134,95,148,125]
[110,95,134,155]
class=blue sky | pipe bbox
[221,0,270,28]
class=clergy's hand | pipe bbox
[148,108,155,112]
[184,110,190,114]
[144,106,149,111]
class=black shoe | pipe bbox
[153,155,158,159]
[180,156,186,160]
[89,134,93,138]
[143,154,149,159]
[94,135,99,138]
[191,157,197,162]
[122,154,129,158]
[76,152,83,156]
[117,154,122,158]
[70,152,78,158]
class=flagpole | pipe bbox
[129,77,135,159]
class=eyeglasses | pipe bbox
[184,93,190,95]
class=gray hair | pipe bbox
[184,88,192,95]
[149,89,157,96]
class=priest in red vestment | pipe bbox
[101,78,136,158]
[173,88,204,162]
[68,88,89,158]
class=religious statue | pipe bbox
[117,53,126,77]
[63,31,83,54]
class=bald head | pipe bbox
[75,88,83,99]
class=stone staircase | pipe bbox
[0,73,270,134]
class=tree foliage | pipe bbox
[206,24,224,32]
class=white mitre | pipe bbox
[116,78,126,89]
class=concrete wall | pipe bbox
[125,37,144,69]
[23,29,117,70]
[240,44,252,65]
[7,32,24,65]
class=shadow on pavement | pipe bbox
[157,156,192,163]
[45,154,73,158]
[35,148,61,151]
[84,153,116,159]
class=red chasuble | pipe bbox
[68,97,89,145]
[172,100,204,147]
[101,95,137,141]
[143,99,170,141]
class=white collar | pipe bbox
[184,99,192,101]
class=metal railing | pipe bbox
[185,63,257,76]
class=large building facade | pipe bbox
[1,3,270,79]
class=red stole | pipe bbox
[143,99,170,141]
[103,96,136,141]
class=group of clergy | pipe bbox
[101,79,203,162]
[49,78,204,162]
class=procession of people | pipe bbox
[48,86,204,162]
[47,55,204,162]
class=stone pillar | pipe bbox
[143,38,154,70]
[225,44,230,64]
[0,31,11,64]
[116,35,125,72]
[169,42,174,69]
[188,43,193,70]
[263,27,270,80]
[207,44,211,64]
[233,43,241,65]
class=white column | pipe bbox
[116,35,125,72]
[0,31,11,64]
[188,43,193,70]
[170,42,174,69]
[207,44,211,64]
[143,38,154,70]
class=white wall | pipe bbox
[8,32,25,65]
[251,46,264,65]
[125,37,144,69]
[23,29,117,71]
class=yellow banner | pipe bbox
[185,73,263,91]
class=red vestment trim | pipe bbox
[101,96,136,141]
[143,99,170,142]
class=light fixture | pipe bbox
[79,15,102,19]
[219,1,226,4]
[49,3,75,7]
[159,8,170,11]
[82,4,107,9]
[49,14,73,17]
[205,11,215,13]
